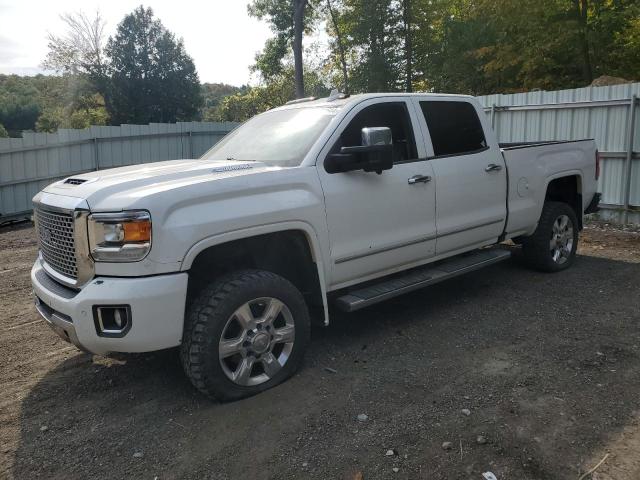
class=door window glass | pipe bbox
[419,101,487,157]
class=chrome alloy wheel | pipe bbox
[218,297,295,386]
[550,214,574,264]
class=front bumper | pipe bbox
[31,259,188,355]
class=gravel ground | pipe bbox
[0,223,639,480]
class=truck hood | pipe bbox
[43,159,273,209]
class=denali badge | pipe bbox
[211,164,253,173]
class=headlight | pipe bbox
[87,211,152,262]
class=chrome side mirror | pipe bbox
[361,127,392,147]
[325,126,394,174]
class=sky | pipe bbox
[0,0,274,86]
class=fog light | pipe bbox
[93,306,131,337]
[114,309,123,328]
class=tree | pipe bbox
[249,0,318,98]
[201,83,246,121]
[36,74,109,131]
[0,75,42,133]
[253,36,290,80]
[443,0,640,93]
[292,0,308,97]
[0,74,110,134]
[217,67,329,122]
[612,14,640,78]
[402,0,413,91]
[36,90,109,132]
[325,0,349,93]
[43,11,107,77]
[333,0,405,93]
[580,0,640,81]
[105,6,202,124]
[320,0,639,95]
[572,0,593,83]
[43,11,109,100]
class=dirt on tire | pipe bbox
[0,222,639,479]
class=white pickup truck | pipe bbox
[31,92,600,401]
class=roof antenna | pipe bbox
[285,96,316,105]
[327,89,349,102]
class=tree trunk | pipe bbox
[573,0,593,83]
[327,0,349,94]
[293,0,306,98]
[403,0,413,92]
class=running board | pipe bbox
[334,248,511,312]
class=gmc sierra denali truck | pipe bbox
[31,92,601,401]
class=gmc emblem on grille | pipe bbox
[41,227,53,244]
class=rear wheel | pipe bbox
[181,270,310,401]
[521,201,579,272]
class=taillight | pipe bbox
[595,150,600,181]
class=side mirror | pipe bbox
[361,127,392,147]
[325,127,393,174]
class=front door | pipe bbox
[317,98,437,289]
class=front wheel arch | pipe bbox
[185,228,328,326]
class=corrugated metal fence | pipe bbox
[477,82,640,223]
[1,83,639,223]
[0,121,237,222]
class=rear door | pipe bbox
[411,98,507,255]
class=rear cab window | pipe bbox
[419,101,488,157]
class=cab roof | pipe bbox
[273,92,477,112]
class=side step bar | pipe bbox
[334,248,511,312]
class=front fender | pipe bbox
[180,221,330,325]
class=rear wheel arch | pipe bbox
[543,173,583,229]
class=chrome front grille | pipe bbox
[35,207,77,279]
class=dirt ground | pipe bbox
[1,223,639,480]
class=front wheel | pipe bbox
[521,201,579,272]
[180,270,310,401]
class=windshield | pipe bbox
[202,107,337,167]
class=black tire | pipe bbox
[180,269,311,401]
[521,201,579,272]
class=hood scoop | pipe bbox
[63,178,89,185]
[62,176,99,186]
[211,163,254,173]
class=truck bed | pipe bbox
[499,139,598,238]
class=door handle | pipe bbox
[408,174,432,185]
[485,163,503,172]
